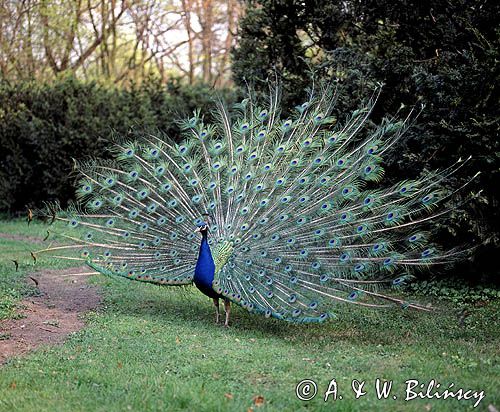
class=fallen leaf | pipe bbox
[9,381,16,389]
[224,393,233,400]
[175,336,180,344]
[247,408,254,412]
[117,362,123,369]
[253,395,265,407]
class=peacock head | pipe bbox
[194,222,209,234]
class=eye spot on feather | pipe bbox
[314,229,324,236]
[256,130,266,140]
[383,257,394,265]
[386,211,399,222]
[421,248,433,257]
[290,276,298,284]
[278,213,289,222]
[161,183,172,192]
[137,190,148,200]
[337,159,345,166]
[296,217,307,225]
[328,238,340,248]
[259,217,269,224]
[348,291,358,300]
[271,233,280,241]
[354,263,365,272]
[106,219,115,227]
[299,249,309,257]
[292,309,301,317]
[339,253,350,262]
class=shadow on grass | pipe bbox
[88,275,477,348]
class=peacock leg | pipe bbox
[213,298,220,324]
[224,299,231,327]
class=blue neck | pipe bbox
[193,231,218,298]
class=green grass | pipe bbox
[0,219,498,411]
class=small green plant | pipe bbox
[0,288,21,320]
[406,279,500,305]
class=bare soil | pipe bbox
[0,266,101,364]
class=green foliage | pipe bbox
[406,279,500,306]
[0,76,234,213]
[232,0,500,282]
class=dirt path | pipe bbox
[0,266,101,364]
[0,232,47,245]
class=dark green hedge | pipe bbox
[0,77,233,213]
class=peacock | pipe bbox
[32,83,476,326]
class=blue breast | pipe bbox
[194,235,220,299]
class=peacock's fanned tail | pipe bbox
[33,83,477,322]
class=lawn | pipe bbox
[0,219,498,411]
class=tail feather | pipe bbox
[30,82,477,322]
